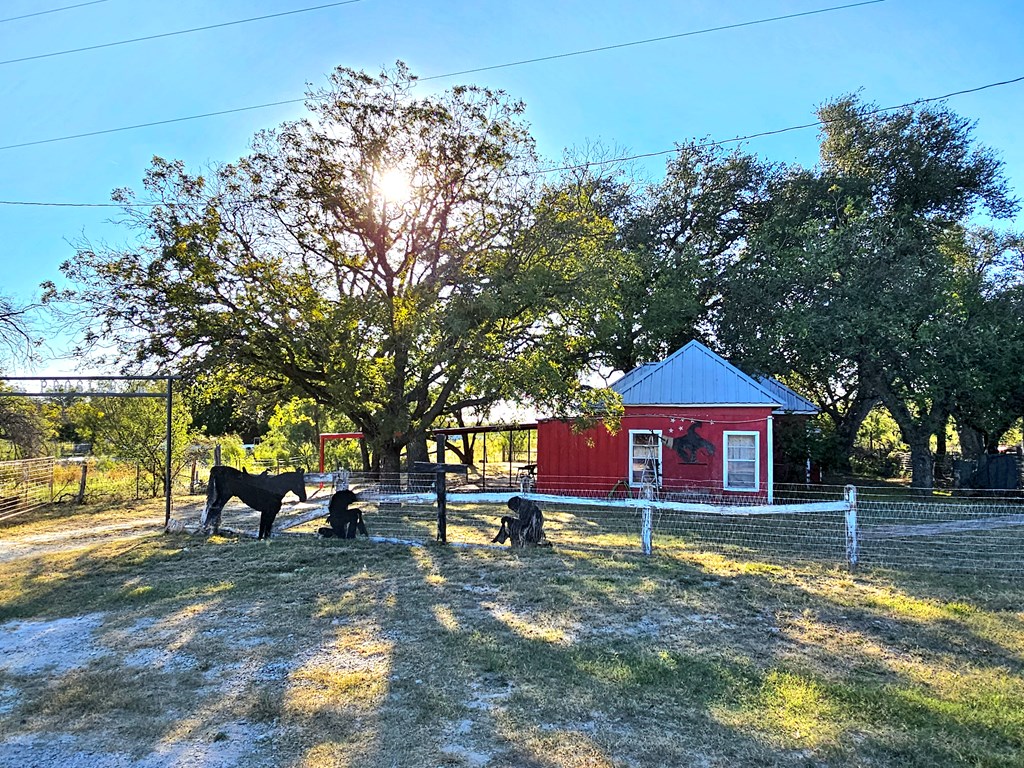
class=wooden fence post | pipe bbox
[415,453,468,545]
[436,468,447,544]
[844,484,858,570]
[640,481,654,555]
[76,462,88,504]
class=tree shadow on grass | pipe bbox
[2,527,1023,767]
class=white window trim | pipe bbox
[723,430,760,492]
[628,429,662,488]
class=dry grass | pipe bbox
[0,500,1022,767]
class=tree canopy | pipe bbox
[50,64,618,472]
[43,71,1024,486]
[587,142,774,372]
[720,95,1020,487]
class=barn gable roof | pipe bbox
[755,376,819,415]
[611,340,781,407]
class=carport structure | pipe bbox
[319,423,538,489]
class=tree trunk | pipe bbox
[933,412,949,486]
[380,441,404,479]
[830,393,877,469]
[958,423,986,463]
[907,435,935,492]
[877,384,940,491]
[444,440,469,464]
[935,415,948,456]
[405,436,430,471]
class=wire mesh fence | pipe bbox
[0,457,54,522]
[854,491,1024,576]
[51,457,198,504]
[166,467,1024,579]
[275,473,851,558]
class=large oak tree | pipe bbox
[589,142,774,372]
[51,64,616,472]
[721,95,1019,487]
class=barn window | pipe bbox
[724,431,759,491]
[629,430,662,487]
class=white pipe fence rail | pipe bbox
[276,472,1024,578]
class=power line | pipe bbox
[534,75,1024,177]
[3,74,1020,210]
[419,0,885,83]
[0,0,110,25]
[0,0,365,66]
[0,0,883,151]
[0,97,312,152]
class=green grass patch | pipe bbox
[0,500,1022,766]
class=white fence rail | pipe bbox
[242,471,1024,578]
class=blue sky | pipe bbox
[1,0,1021,372]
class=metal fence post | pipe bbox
[844,484,858,570]
[334,468,350,492]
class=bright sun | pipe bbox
[377,168,411,203]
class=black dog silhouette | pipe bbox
[319,489,368,539]
[659,421,715,464]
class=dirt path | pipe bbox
[0,517,167,564]
[0,498,327,565]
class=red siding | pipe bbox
[537,405,774,500]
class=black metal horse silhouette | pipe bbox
[659,422,715,464]
[201,466,307,539]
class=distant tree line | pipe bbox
[40,63,1021,488]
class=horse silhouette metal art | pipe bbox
[318,489,369,539]
[659,421,715,464]
[201,466,307,539]
[492,495,549,548]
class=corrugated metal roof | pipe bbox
[756,377,819,415]
[611,340,782,406]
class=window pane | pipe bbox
[727,436,755,460]
[726,434,757,489]
[728,463,756,487]
[631,433,661,485]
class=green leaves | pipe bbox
[54,63,617,472]
[721,95,1020,486]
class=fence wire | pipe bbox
[216,472,1024,579]
[855,494,1024,576]
[294,474,851,560]
[0,457,54,521]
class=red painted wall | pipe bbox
[536,405,774,500]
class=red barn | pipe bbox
[536,341,817,502]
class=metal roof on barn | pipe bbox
[755,376,819,415]
[610,340,815,414]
